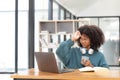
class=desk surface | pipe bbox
[11,68,120,80]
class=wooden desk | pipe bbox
[11,68,120,80]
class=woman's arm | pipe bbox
[56,31,81,65]
[99,54,109,68]
[56,39,74,65]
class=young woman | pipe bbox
[56,25,109,69]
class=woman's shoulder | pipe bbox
[94,51,104,56]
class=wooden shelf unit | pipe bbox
[39,20,89,52]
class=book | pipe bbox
[39,38,48,47]
[79,67,109,72]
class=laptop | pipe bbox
[35,52,74,73]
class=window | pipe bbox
[0,0,15,73]
[99,18,119,65]
[17,0,29,71]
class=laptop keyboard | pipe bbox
[61,68,75,73]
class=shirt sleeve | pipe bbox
[56,39,74,65]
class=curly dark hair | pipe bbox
[77,25,105,51]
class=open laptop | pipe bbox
[35,52,74,73]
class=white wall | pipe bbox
[56,0,120,17]
[76,0,120,16]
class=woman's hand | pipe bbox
[71,31,81,42]
[81,59,94,67]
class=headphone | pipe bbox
[80,47,94,55]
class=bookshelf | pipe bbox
[39,20,89,52]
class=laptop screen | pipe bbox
[35,52,60,73]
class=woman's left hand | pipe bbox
[81,60,94,67]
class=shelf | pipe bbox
[39,20,89,52]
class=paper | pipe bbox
[79,67,109,72]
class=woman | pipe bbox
[56,25,109,69]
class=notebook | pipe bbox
[35,52,74,73]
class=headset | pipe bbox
[80,47,94,55]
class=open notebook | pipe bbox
[79,66,109,72]
[35,52,74,73]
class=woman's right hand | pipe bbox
[71,31,81,42]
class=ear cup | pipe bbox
[80,48,86,54]
[88,48,94,54]
[80,48,94,54]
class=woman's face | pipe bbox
[80,34,91,49]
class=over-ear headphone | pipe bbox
[80,47,94,55]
